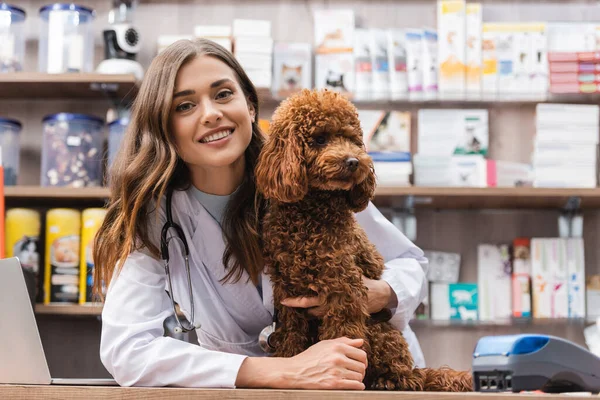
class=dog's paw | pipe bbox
[370,377,397,390]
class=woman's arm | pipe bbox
[102,251,368,389]
[236,337,367,390]
[101,251,248,387]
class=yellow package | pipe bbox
[79,208,107,304]
[6,208,41,297]
[44,209,81,304]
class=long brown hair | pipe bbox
[93,39,265,299]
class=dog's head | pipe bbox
[255,89,375,212]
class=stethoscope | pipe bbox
[161,189,278,352]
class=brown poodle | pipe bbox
[254,89,472,391]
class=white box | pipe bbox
[532,238,552,319]
[313,9,354,53]
[387,29,408,100]
[512,238,532,318]
[422,28,438,98]
[566,238,586,319]
[364,111,411,153]
[465,3,482,96]
[235,53,272,70]
[587,275,600,321]
[370,29,391,100]
[450,155,487,187]
[431,283,451,320]
[315,52,354,95]
[424,251,461,283]
[405,29,423,97]
[233,19,271,38]
[492,160,534,187]
[478,244,512,321]
[481,26,498,97]
[194,25,232,38]
[245,68,272,88]
[354,29,373,101]
[272,42,312,98]
[234,37,273,55]
[418,109,488,156]
[550,239,569,318]
[437,0,466,97]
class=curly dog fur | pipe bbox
[255,89,472,391]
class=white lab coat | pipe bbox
[100,187,429,387]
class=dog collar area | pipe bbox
[472,334,600,393]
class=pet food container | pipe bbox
[38,3,95,73]
[41,113,104,187]
[0,117,22,185]
[0,4,26,72]
[108,118,128,169]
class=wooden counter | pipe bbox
[0,385,596,399]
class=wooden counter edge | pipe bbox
[0,385,592,399]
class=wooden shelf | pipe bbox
[35,304,185,318]
[5,186,109,208]
[410,317,597,328]
[4,186,600,209]
[373,186,600,209]
[0,73,138,100]
[257,89,600,108]
[35,304,102,316]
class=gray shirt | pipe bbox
[190,185,262,298]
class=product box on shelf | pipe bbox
[387,29,409,100]
[587,275,600,321]
[313,9,354,53]
[437,0,466,98]
[512,238,532,318]
[354,28,372,101]
[478,244,512,321]
[424,250,461,283]
[531,238,551,318]
[272,42,312,98]
[405,29,424,98]
[565,238,586,319]
[449,283,478,321]
[465,3,482,96]
[44,209,81,304]
[370,29,391,100]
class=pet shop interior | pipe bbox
[2,0,600,398]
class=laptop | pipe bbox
[0,257,117,386]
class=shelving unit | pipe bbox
[6,185,599,210]
[410,317,597,328]
[0,73,138,100]
[35,304,102,316]
[35,304,183,317]
[4,186,110,207]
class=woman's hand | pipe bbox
[235,337,368,390]
[280,277,394,317]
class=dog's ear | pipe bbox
[347,165,376,212]
[255,122,308,202]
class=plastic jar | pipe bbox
[38,3,95,73]
[0,117,21,185]
[108,118,128,168]
[41,113,104,187]
[0,4,26,72]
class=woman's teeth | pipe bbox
[201,129,232,143]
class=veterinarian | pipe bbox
[94,39,429,390]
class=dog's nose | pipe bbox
[345,157,359,171]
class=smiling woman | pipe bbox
[92,38,429,392]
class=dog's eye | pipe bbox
[314,135,327,146]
